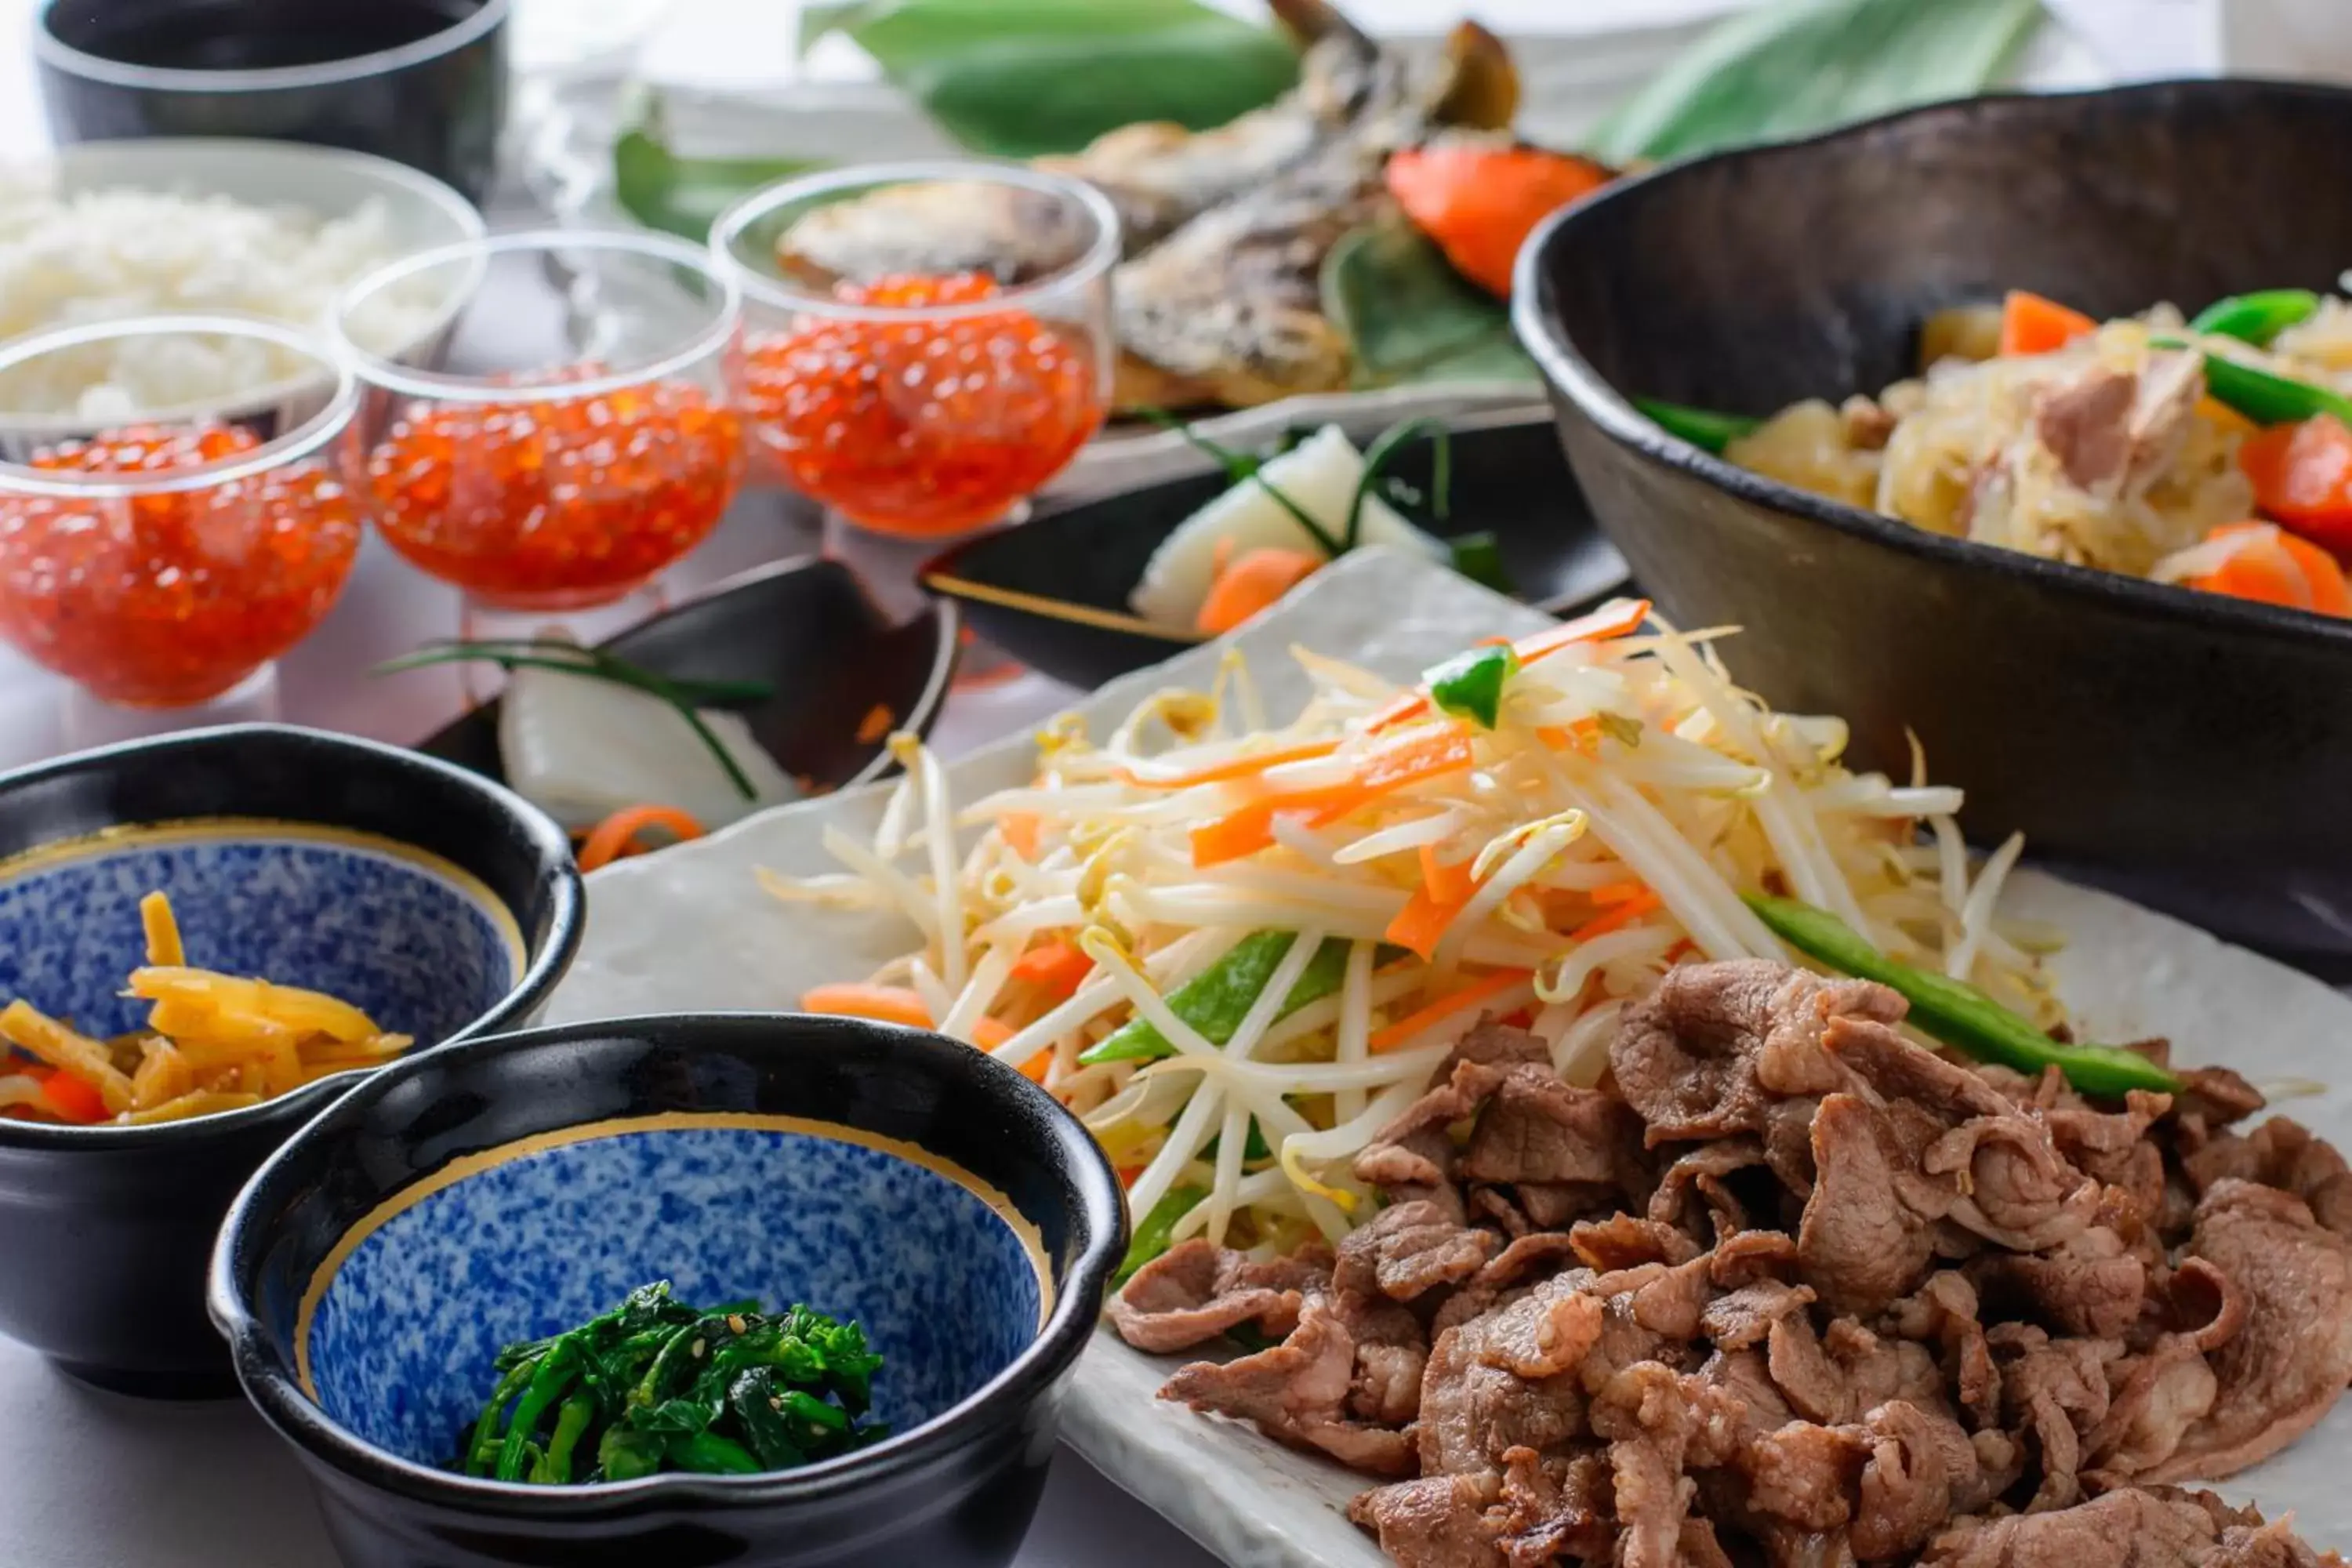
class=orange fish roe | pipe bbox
[364,371,745,610]
[739,273,1102,538]
[0,424,360,707]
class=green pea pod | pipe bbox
[1114,1182,1209,1287]
[1080,931,1349,1065]
[2151,337,2352,427]
[2188,289,2320,347]
[1744,895,2181,1096]
[1634,396,1762,454]
[1428,643,1519,730]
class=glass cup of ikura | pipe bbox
[332,230,746,625]
[710,163,1118,643]
[0,315,363,742]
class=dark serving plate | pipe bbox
[921,414,1629,690]
[419,556,960,800]
[1518,79,2352,969]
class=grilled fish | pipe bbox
[775,0,1519,408]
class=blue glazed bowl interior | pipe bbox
[0,821,524,1046]
[299,1117,1048,1469]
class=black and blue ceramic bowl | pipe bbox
[211,1013,1126,1568]
[0,724,581,1396]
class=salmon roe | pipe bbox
[0,424,360,707]
[364,370,745,610]
[739,274,1103,538]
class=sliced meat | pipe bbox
[1713,1229,1802,1287]
[1651,1137,1769,1227]
[1745,1420,1867,1531]
[1348,1472,1505,1568]
[1992,1324,2114,1512]
[1108,1237,1330,1352]
[1927,1112,2100,1254]
[1334,1199,1496,1304]
[1462,1067,1634,1189]
[2085,1334,2216,1480]
[2029,350,2202,499]
[1923,1486,2236,1568]
[1494,1446,1618,1566]
[2142,1178,2352,1482]
[1701,1279,1817,1352]
[1972,1225,2146,1339]
[1570,1214,1700,1271]
[2048,1091,2172,1220]
[1823,1015,2013,1123]
[1769,1312,1850,1425]
[1798,1094,1948,1315]
[1890,1272,2000,1430]
[2185,1118,2352,1240]
[1588,1362,1745,1568]
[1160,1295,1414,1475]
[1850,1401,1988,1561]
[1417,1272,1607,1477]
[1610,960,1901,1145]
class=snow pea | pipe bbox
[1080,931,1351,1065]
[2152,337,2352,427]
[2188,289,2320,347]
[1744,895,2181,1096]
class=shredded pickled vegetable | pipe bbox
[766,602,2055,1251]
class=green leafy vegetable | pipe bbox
[800,0,1298,158]
[456,1283,887,1483]
[612,104,825,241]
[1633,397,1762,455]
[1081,931,1349,1065]
[2189,289,2321,347]
[1116,1183,1207,1285]
[1321,224,1537,390]
[1744,895,2182,1096]
[1427,643,1519,730]
[1587,0,2044,165]
[377,639,773,802]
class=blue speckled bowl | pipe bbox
[0,724,582,1396]
[212,1014,1125,1568]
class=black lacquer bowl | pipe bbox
[1518,80,2352,965]
[0,726,580,1396]
[34,0,511,202]
[212,1014,1126,1568]
[923,415,1629,689]
[419,557,962,800]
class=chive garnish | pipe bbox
[377,638,775,801]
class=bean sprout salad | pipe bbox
[765,599,2054,1255]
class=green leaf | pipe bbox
[1587,0,2044,165]
[1321,224,1538,390]
[612,103,825,241]
[804,0,1298,158]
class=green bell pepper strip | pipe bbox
[1114,1183,1208,1287]
[1744,895,2182,1097]
[1634,397,1762,455]
[2188,289,2320,347]
[1080,931,1349,1065]
[1427,644,1519,730]
[2151,337,2352,426]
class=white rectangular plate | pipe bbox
[547,549,2352,1565]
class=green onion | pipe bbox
[1744,895,2181,1096]
[1135,407,1345,558]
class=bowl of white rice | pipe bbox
[0,137,485,444]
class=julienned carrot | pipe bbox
[1570,888,1664,941]
[1419,844,1478,906]
[1189,724,1475,866]
[1998,290,2098,358]
[971,1018,1015,1051]
[1196,547,1323,635]
[1369,600,1652,733]
[1588,880,1650,907]
[578,804,707,873]
[1010,938,1093,999]
[37,1067,107,1125]
[999,811,1043,861]
[1367,969,1534,1053]
[1113,737,1340,790]
[800,983,933,1030]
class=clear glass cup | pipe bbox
[332,229,746,627]
[710,162,1120,640]
[0,314,364,742]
